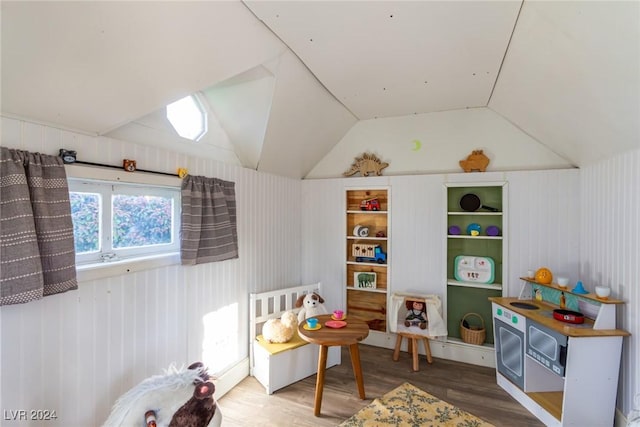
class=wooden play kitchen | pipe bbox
[490,276,630,426]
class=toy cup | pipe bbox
[306,318,318,329]
[333,310,344,320]
[595,286,611,299]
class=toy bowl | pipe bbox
[486,225,500,236]
[595,286,611,299]
[466,223,481,236]
[557,277,569,287]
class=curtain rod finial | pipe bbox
[177,168,189,178]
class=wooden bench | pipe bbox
[249,283,340,394]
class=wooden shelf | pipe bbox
[346,286,387,294]
[445,183,506,346]
[347,260,387,267]
[448,211,503,216]
[527,391,563,422]
[519,277,624,304]
[347,236,388,241]
[447,280,502,291]
[347,210,387,214]
[448,235,502,240]
[346,187,390,334]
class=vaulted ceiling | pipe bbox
[2,1,638,179]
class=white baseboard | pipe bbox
[615,408,627,427]
[362,331,495,368]
[213,357,249,400]
[430,338,495,368]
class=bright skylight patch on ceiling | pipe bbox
[166,95,207,141]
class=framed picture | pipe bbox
[354,272,377,289]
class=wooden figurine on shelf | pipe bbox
[459,150,490,172]
[123,159,137,172]
[343,153,389,177]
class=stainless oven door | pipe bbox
[494,317,525,389]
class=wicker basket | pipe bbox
[460,312,486,345]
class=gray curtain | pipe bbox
[0,147,77,305]
[181,175,238,265]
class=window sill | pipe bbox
[76,252,181,282]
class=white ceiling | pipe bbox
[2,1,638,179]
[247,1,521,119]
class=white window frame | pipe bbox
[65,164,182,280]
[69,179,180,264]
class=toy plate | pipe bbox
[454,255,495,284]
[325,320,347,329]
[303,323,322,331]
[331,314,347,321]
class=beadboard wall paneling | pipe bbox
[1,116,302,426]
[581,149,640,416]
[301,169,581,318]
[389,174,446,295]
[505,169,581,296]
[300,178,346,309]
[3,115,637,420]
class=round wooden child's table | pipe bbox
[297,314,370,416]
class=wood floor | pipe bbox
[218,344,544,427]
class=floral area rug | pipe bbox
[339,382,494,427]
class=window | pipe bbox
[166,95,208,141]
[69,179,180,264]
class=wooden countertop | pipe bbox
[489,297,630,337]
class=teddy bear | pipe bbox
[404,300,428,329]
[295,292,328,324]
[262,311,298,343]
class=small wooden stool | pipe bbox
[392,332,433,371]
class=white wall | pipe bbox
[580,148,640,417]
[0,117,302,426]
[2,113,637,421]
[306,107,574,179]
[302,156,640,418]
[302,169,580,306]
[300,167,631,409]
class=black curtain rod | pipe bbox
[73,160,180,177]
[59,149,180,177]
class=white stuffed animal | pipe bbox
[295,292,328,324]
[262,311,298,343]
[103,362,222,427]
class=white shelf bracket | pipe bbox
[518,280,533,300]
[593,303,617,329]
